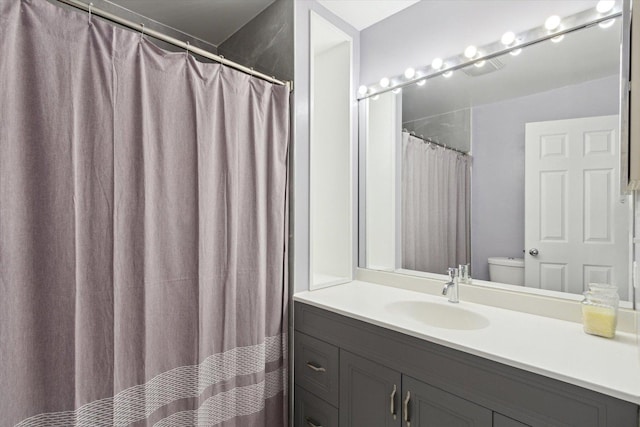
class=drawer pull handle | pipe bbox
[403,390,411,427]
[306,361,326,372]
[305,416,323,427]
[390,384,397,419]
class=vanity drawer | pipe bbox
[294,331,339,406]
[295,386,339,427]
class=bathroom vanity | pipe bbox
[293,282,640,427]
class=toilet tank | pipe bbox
[488,257,524,286]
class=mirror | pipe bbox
[360,14,634,302]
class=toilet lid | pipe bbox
[488,257,524,267]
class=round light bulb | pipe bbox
[431,57,443,70]
[474,60,486,68]
[545,15,561,31]
[417,79,426,86]
[596,0,615,13]
[442,70,453,78]
[599,18,615,28]
[464,45,477,59]
[404,68,416,79]
[551,34,564,43]
[379,77,390,88]
[357,85,368,96]
[371,94,380,101]
[510,48,522,56]
[501,31,516,46]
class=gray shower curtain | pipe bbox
[0,0,289,426]
[402,133,470,274]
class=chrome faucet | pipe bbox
[442,267,459,303]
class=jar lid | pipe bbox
[588,283,619,294]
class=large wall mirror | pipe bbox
[359,4,635,303]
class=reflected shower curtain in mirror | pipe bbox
[0,0,289,425]
[402,133,470,274]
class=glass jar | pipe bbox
[581,283,619,338]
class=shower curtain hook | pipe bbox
[88,3,93,25]
[185,41,190,58]
[140,23,145,42]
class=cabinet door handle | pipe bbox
[306,361,326,372]
[403,390,411,427]
[390,384,397,419]
[305,417,322,427]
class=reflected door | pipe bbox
[524,116,629,298]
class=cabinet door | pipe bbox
[403,375,492,427]
[340,350,402,427]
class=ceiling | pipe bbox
[317,0,419,30]
[105,0,275,47]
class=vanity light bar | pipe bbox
[357,4,623,100]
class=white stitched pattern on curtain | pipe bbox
[153,368,287,427]
[14,335,285,427]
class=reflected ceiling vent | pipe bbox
[461,57,505,77]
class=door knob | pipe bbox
[529,248,539,256]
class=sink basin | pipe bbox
[386,300,490,330]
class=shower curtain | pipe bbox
[0,0,289,426]
[402,132,471,274]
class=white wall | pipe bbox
[293,1,359,292]
[311,39,352,285]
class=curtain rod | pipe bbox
[402,130,469,156]
[56,0,291,90]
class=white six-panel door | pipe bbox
[524,116,630,299]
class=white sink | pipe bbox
[386,300,490,330]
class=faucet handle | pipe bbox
[447,267,458,280]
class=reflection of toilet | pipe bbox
[488,257,524,286]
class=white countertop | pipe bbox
[294,280,640,405]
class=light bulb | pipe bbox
[464,45,477,59]
[431,57,443,70]
[501,31,516,46]
[404,68,416,79]
[474,60,486,68]
[510,48,522,56]
[371,94,380,101]
[392,88,402,94]
[417,79,426,86]
[596,0,615,13]
[551,35,564,43]
[442,70,453,78]
[599,18,615,28]
[357,85,368,96]
[545,15,561,31]
[379,77,390,88]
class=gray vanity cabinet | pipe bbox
[294,302,639,427]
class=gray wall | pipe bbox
[471,75,619,280]
[219,0,293,81]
